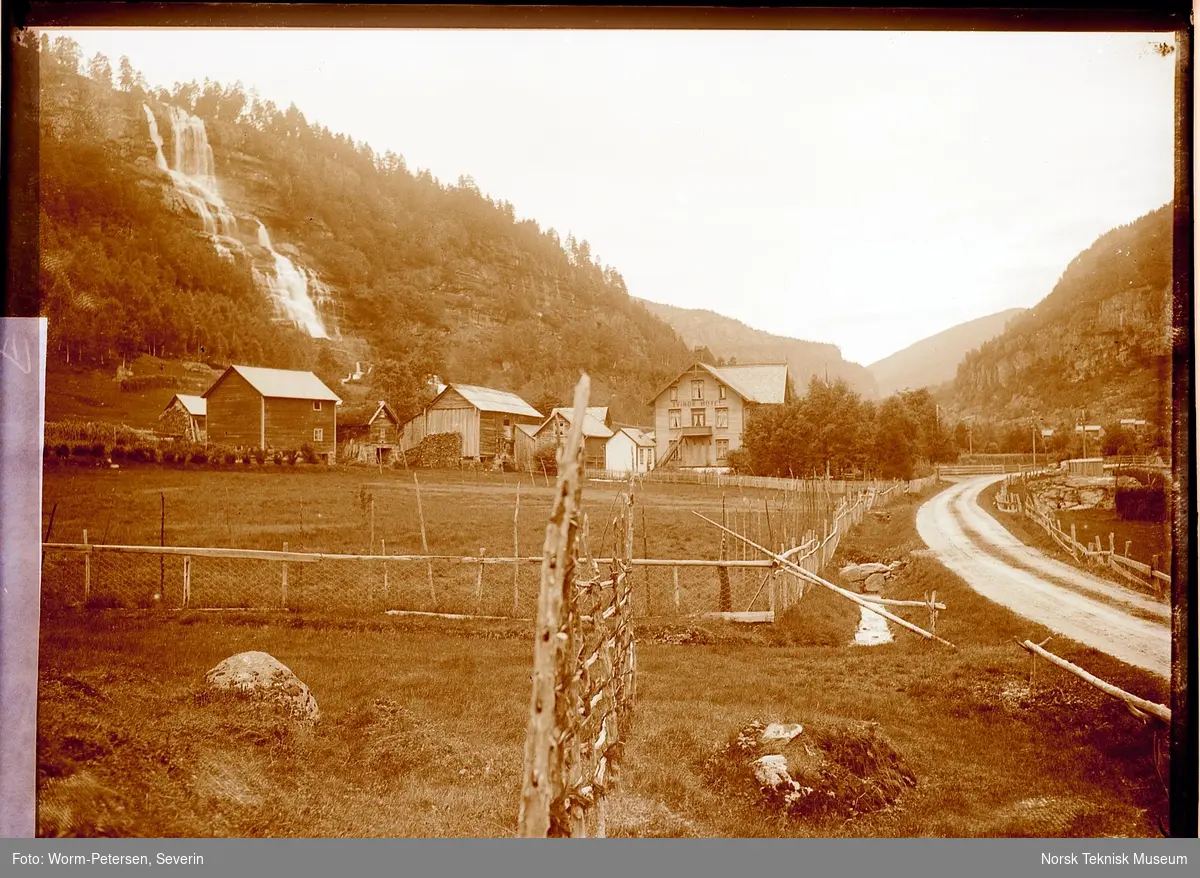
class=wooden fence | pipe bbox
[993,473,1170,595]
[583,468,935,496]
[518,376,636,838]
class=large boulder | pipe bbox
[205,651,320,723]
[863,573,888,594]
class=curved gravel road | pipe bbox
[916,474,1170,679]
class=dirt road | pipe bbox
[916,474,1171,679]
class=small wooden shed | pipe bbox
[159,394,207,442]
[400,383,543,461]
[1066,457,1106,478]
[339,400,402,465]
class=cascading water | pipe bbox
[255,222,328,339]
[143,103,332,339]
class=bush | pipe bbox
[1116,487,1166,521]
[300,443,319,464]
[161,448,178,464]
[71,444,90,457]
[254,448,266,465]
[533,443,559,476]
[55,444,70,458]
[274,451,284,466]
[224,451,237,465]
[110,446,126,461]
[131,445,158,463]
[189,448,209,465]
[90,442,106,457]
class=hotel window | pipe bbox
[313,428,324,442]
[716,439,729,462]
[313,401,322,411]
[669,409,682,429]
[669,385,679,402]
[691,379,704,400]
[716,407,729,429]
[718,384,726,400]
[691,409,706,428]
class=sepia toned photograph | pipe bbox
[8,12,1192,846]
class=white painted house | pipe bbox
[605,427,657,474]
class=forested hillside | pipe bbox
[952,204,1172,434]
[637,299,878,398]
[36,35,695,424]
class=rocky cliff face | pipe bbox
[952,204,1172,428]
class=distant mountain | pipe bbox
[952,204,1172,431]
[635,299,879,398]
[867,309,1027,397]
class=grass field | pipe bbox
[45,356,220,428]
[37,486,1170,838]
[41,466,837,561]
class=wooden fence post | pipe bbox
[381,538,388,606]
[414,473,436,608]
[477,547,486,616]
[673,565,680,614]
[282,541,289,608]
[82,529,90,606]
[514,482,522,617]
[183,555,191,608]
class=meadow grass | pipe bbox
[37,487,1169,838]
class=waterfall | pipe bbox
[143,103,332,340]
[255,222,328,339]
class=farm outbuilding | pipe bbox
[605,426,657,474]
[159,394,207,442]
[399,383,543,461]
[202,365,341,463]
[1066,457,1106,478]
[339,400,401,465]
[519,407,613,469]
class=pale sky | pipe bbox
[49,28,1176,365]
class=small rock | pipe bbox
[839,562,892,583]
[864,573,888,594]
[205,651,319,723]
[761,723,804,743]
[751,754,792,789]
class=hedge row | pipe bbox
[44,441,326,467]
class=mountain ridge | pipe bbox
[635,298,879,398]
[866,308,1028,397]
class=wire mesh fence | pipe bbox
[40,545,806,618]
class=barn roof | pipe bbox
[550,406,609,425]
[645,361,789,406]
[339,401,399,429]
[537,409,614,439]
[443,383,543,418]
[614,426,655,448]
[164,394,206,417]
[204,365,342,402]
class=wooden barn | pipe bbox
[518,407,613,469]
[159,394,206,442]
[202,365,341,463]
[339,400,401,465]
[400,383,543,461]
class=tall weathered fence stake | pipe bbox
[413,472,435,606]
[281,541,288,608]
[518,375,589,839]
[513,482,522,616]
[476,547,486,615]
[82,529,90,604]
